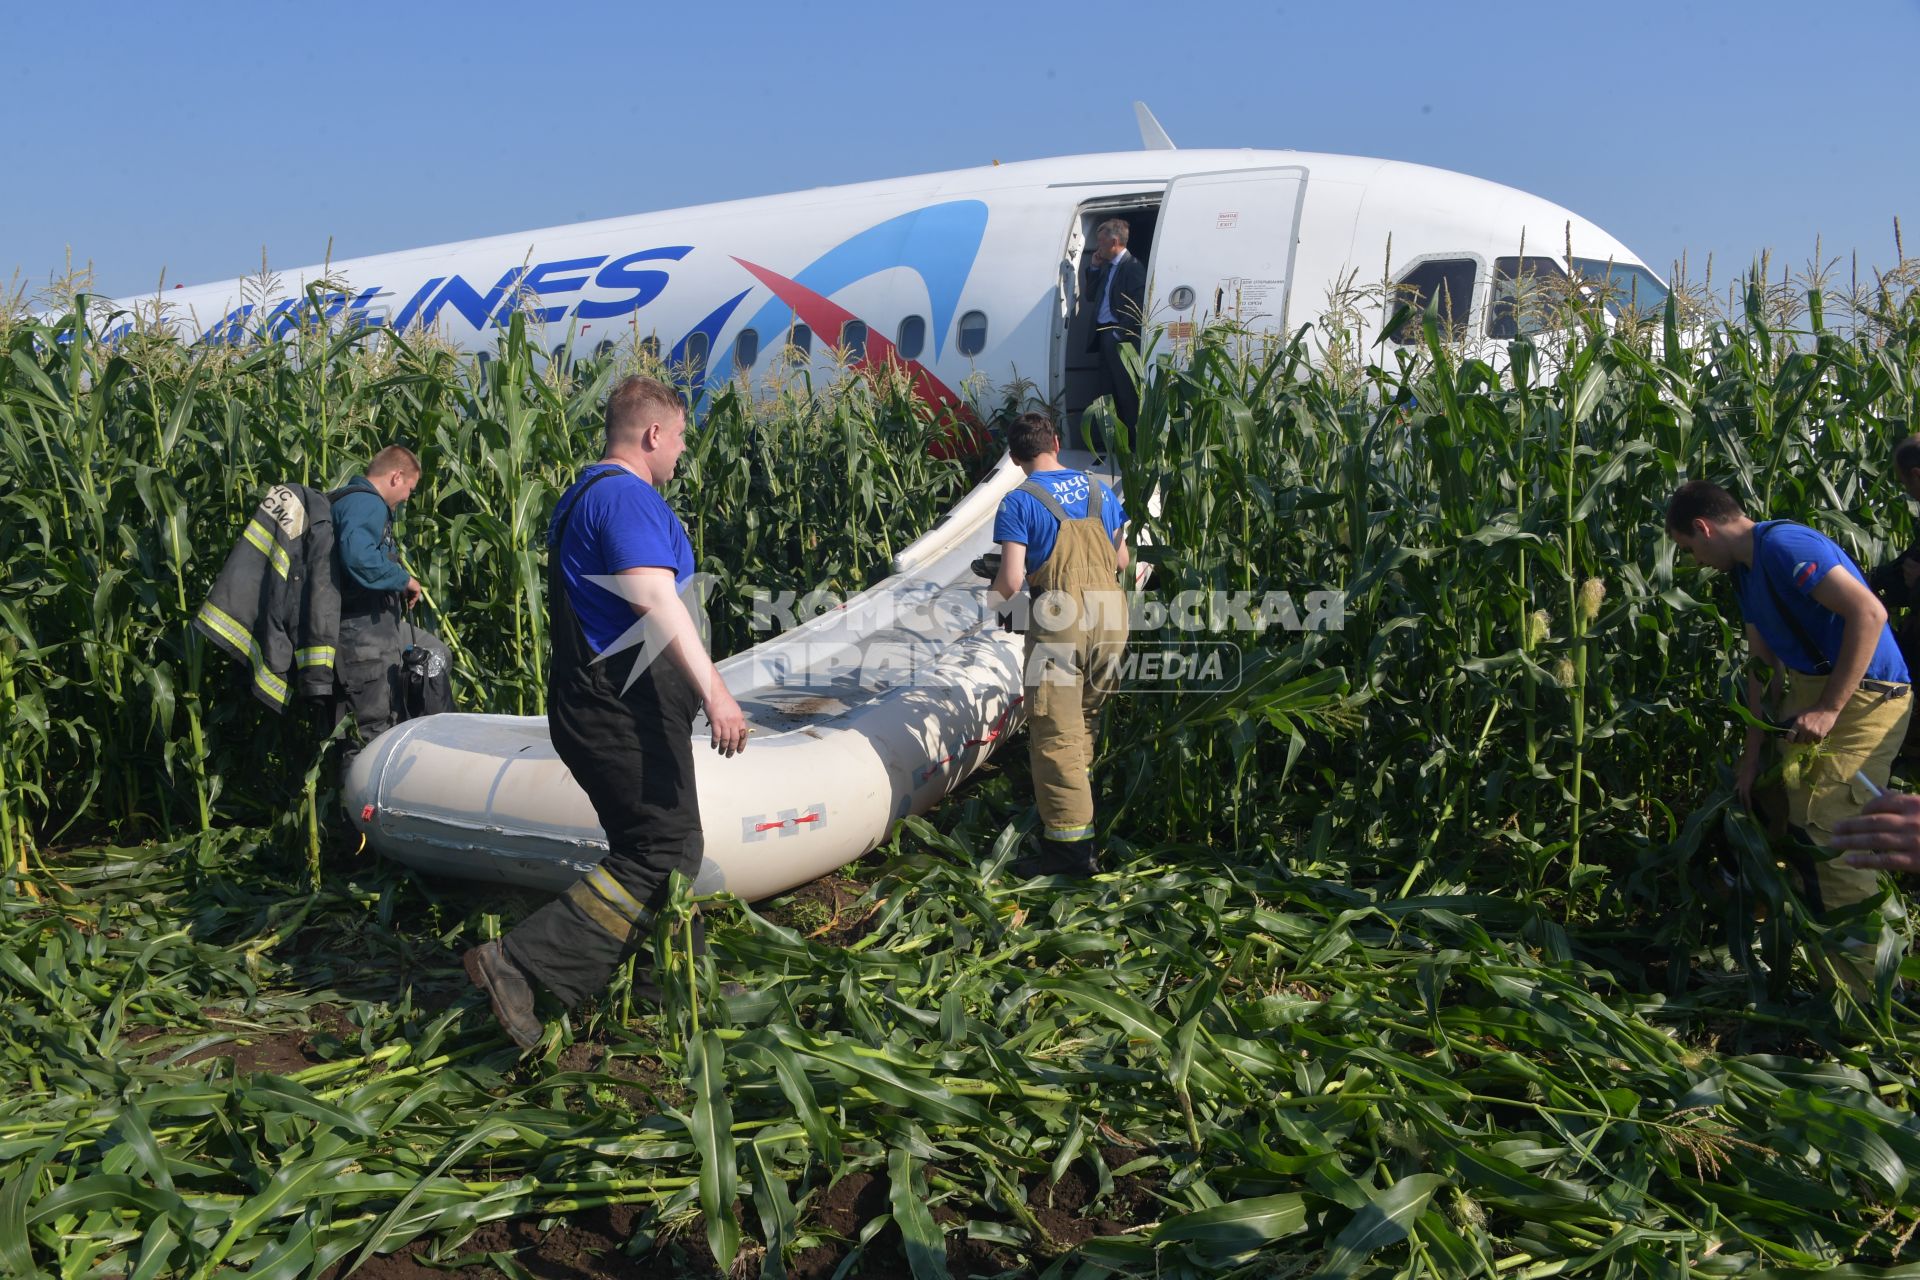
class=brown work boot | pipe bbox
[463,940,544,1051]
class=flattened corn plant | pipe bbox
[4,813,1920,1278]
[5,260,1920,1276]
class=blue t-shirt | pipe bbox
[1733,520,1908,682]
[993,470,1127,580]
[550,464,694,655]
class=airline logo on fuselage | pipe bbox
[185,246,692,347]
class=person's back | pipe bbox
[1735,519,1910,686]
[332,473,410,618]
[1001,469,1125,588]
[990,412,1130,875]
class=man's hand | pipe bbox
[404,576,424,608]
[990,542,1028,608]
[705,683,749,758]
[1785,706,1839,744]
[1831,793,1920,873]
[1736,752,1763,809]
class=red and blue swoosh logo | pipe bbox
[681,200,989,414]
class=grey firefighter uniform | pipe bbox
[331,477,448,763]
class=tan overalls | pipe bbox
[1019,480,1130,845]
[1775,673,1912,994]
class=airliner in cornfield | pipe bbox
[129,107,1669,894]
[105,105,1665,424]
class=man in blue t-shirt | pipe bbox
[990,410,1130,877]
[1667,479,1912,987]
[464,376,748,1050]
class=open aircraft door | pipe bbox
[1147,166,1307,354]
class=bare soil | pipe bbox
[332,1155,1166,1279]
[759,872,882,948]
[166,1003,354,1075]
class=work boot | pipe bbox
[1011,836,1099,879]
[1046,836,1100,877]
[463,940,544,1052]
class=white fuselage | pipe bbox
[105,149,1655,401]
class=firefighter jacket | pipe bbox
[193,483,340,711]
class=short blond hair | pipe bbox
[368,444,420,479]
[606,375,683,448]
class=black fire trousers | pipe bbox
[335,601,446,776]
[504,660,705,1008]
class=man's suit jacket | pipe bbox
[1082,252,1148,352]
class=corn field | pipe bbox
[5,260,1920,1278]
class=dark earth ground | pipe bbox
[325,1154,1163,1280]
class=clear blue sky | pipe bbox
[6,1,1916,303]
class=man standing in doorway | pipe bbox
[464,376,749,1051]
[991,411,1131,876]
[1666,479,1911,992]
[1083,218,1148,430]
[332,445,449,772]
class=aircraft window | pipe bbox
[957,310,988,357]
[788,323,813,361]
[734,328,759,368]
[684,331,710,381]
[1487,257,1569,340]
[1389,258,1477,344]
[639,335,662,364]
[842,320,869,361]
[594,339,614,360]
[897,315,927,359]
[1568,258,1669,321]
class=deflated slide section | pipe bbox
[345,452,1110,903]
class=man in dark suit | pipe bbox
[1081,218,1147,429]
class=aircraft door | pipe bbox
[1148,166,1307,349]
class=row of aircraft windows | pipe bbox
[723,312,989,367]
[549,312,991,370]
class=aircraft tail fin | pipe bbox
[1133,101,1176,150]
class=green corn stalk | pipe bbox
[4,246,1920,1276]
[0,636,21,892]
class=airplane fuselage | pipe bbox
[103,149,1661,408]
